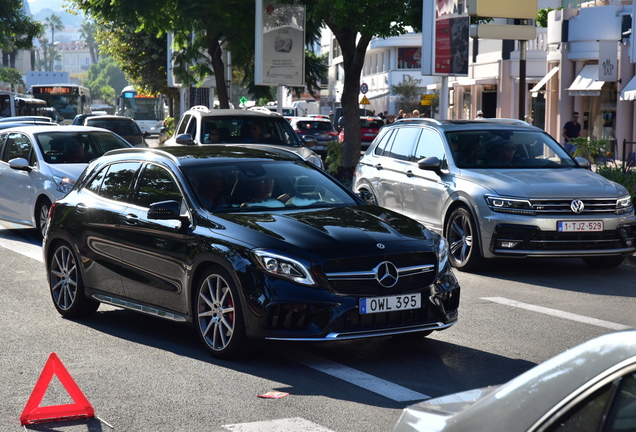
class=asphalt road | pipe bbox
[1,223,635,431]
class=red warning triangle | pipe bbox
[20,352,95,425]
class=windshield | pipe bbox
[36,131,132,164]
[446,130,578,169]
[201,115,302,147]
[182,160,357,212]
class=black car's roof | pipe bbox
[103,144,305,166]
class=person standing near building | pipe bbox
[475,110,484,119]
[562,112,581,155]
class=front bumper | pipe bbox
[488,222,636,257]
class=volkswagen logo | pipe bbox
[375,261,399,288]
[570,199,585,214]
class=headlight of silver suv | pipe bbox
[253,249,316,286]
[53,175,75,194]
[485,195,535,215]
[617,195,634,215]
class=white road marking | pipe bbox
[283,348,429,402]
[483,297,631,331]
[0,230,42,262]
[223,417,335,432]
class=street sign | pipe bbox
[360,83,368,94]
[360,95,370,105]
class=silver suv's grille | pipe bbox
[531,198,618,215]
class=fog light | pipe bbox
[500,241,519,248]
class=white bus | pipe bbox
[117,86,167,135]
[0,91,47,118]
[30,84,92,124]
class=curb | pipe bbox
[628,255,636,267]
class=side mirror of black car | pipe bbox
[418,156,443,176]
[148,200,191,229]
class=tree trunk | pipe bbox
[206,35,229,109]
[328,26,372,173]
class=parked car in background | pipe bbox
[288,116,338,156]
[0,121,58,130]
[43,145,459,359]
[84,115,149,147]
[0,125,133,238]
[43,107,64,124]
[164,106,323,168]
[394,330,636,432]
[353,118,636,271]
[0,116,54,124]
[71,113,100,125]
[339,116,385,150]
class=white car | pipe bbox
[394,330,636,432]
[164,107,323,168]
[0,125,133,238]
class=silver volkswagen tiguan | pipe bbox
[353,118,636,271]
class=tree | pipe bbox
[0,67,25,90]
[305,1,423,178]
[79,20,99,64]
[44,13,64,71]
[391,78,425,115]
[0,0,42,70]
[83,56,127,100]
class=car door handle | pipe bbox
[374,164,383,170]
[405,170,415,177]
[76,203,88,214]
[122,213,139,225]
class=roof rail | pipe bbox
[393,117,443,126]
[481,118,530,126]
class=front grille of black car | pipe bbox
[339,306,433,332]
[492,223,636,252]
[322,252,437,295]
[531,198,619,215]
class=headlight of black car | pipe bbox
[252,249,316,286]
[437,235,449,272]
[617,195,634,215]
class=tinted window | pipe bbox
[361,119,385,129]
[388,127,420,161]
[176,114,192,135]
[133,164,182,208]
[98,162,141,202]
[373,129,396,156]
[414,128,447,161]
[37,132,131,164]
[200,115,300,147]
[2,133,32,162]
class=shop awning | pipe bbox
[620,75,636,101]
[566,64,604,96]
[530,66,559,93]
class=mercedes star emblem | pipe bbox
[375,261,399,288]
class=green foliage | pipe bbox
[84,57,127,100]
[0,67,25,88]
[536,7,562,28]
[596,163,636,202]
[0,0,42,68]
[571,137,611,161]
[391,79,425,114]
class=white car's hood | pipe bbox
[47,163,87,181]
[461,167,627,198]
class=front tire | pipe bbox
[445,207,483,272]
[582,256,625,269]
[49,243,99,317]
[36,198,51,240]
[195,267,246,359]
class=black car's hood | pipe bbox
[211,205,433,252]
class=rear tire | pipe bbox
[582,256,625,269]
[49,242,99,317]
[195,267,247,359]
[445,207,483,272]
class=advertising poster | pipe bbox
[255,2,305,86]
[422,0,469,76]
